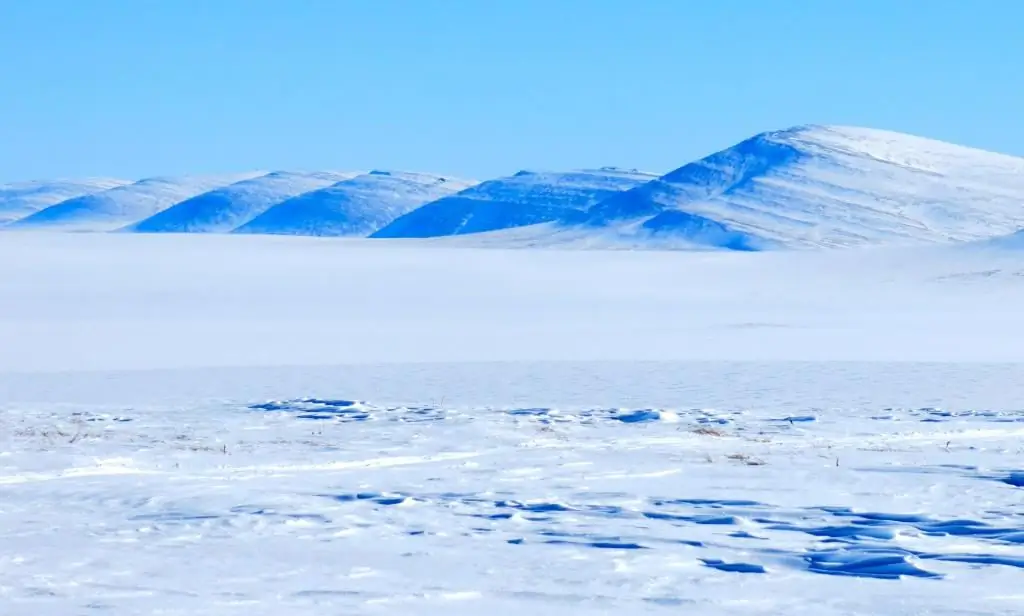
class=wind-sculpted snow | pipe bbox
[579,125,1024,248]
[2,398,1023,614]
[236,171,475,236]
[127,171,359,233]
[0,178,129,225]
[371,167,656,238]
[7,173,262,231]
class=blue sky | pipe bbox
[2,0,1022,182]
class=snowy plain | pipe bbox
[2,232,1024,615]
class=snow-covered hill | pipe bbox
[235,171,474,237]
[8,173,261,232]
[371,167,656,238]
[6,125,1024,247]
[0,178,129,225]
[128,171,358,233]
[574,125,1024,249]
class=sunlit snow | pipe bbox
[2,231,1023,615]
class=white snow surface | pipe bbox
[127,171,361,233]
[236,171,476,237]
[6,173,262,232]
[3,233,1024,615]
[0,178,129,225]
[568,125,1024,248]
[372,167,657,238]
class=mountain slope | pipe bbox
[0,178,129,225]
[235,171,475,237]
[578,125,1024,248]
[128,171,358,233]
[9,173,261,232]
[371,168,656,238]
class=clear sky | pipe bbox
[2,0,1023,183]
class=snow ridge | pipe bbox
[8,173,262,232]
[236,171,475,237]
[371,167,657,238]
[128,171,359,233]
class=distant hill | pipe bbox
[573,125,1024,249]
[371,168,656,238]
[128,171,358,233]
[7,125,1024,249]
[9,173,261,231]
[236,171,475,237]
[0,178,129,225]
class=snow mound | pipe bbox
[235,171,474,237]
[0,178,129,225]
[578,125,1024,249]
[127,171,359,233]
[9,173,262,232]
[370,167,656,238]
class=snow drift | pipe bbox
[371,168,656,238]
[235,171,475,237]
[128,171,358,233]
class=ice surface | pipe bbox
[236,171,476,236]
[372,167,656,238]
[3,233,1024,615]
[127,171,360,233]
[7,173,263,232]
[0,178,129,225]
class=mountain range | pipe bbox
[4,125,1024,249]
[236,171,476,237]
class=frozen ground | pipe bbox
[1,233,1023,615]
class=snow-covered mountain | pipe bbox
[0,178,129,225]
[8,173,261,232]
[7,125,1024,247]
[235,171,475,237]
[370,168,657,238]
[573,125,1024,249]
[128,171,358,233]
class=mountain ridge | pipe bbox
[4,125,1024,248]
